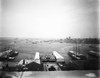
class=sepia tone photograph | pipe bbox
[0,0,100,78]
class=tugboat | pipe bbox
[88,51,100,58]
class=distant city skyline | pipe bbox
[0,0,99,39]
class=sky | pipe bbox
[0,0,99,39]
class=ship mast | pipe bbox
[76,38,78,55]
